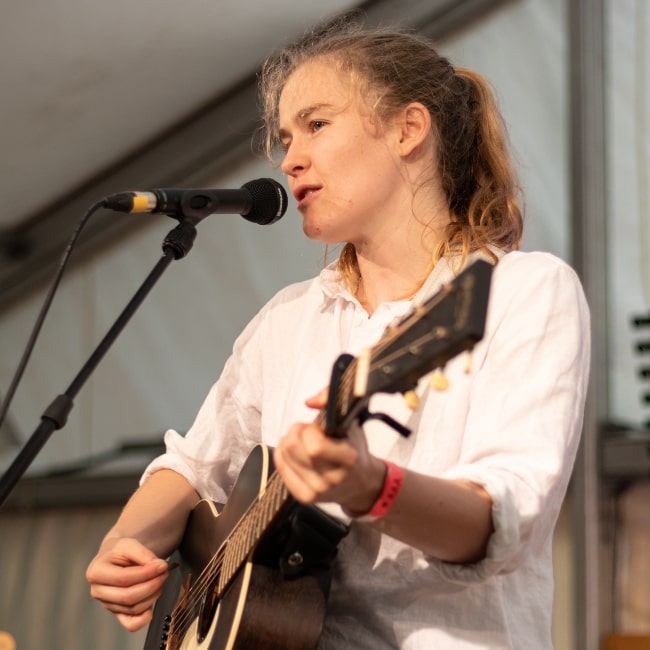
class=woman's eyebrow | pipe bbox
[278,103,332,142]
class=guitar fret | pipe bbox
[233,530,245,575]
[224,543,234,588]
[274,475,285,511]
[260,485,272,530]
[214,472,291,596]
[341,368,355,416]
[212,549,224,596]
[242,502,258,548]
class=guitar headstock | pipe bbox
[326,259,493,435]
[361,258,492,397]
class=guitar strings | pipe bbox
[171,476,285,635]
[366,328,451,372]
[168,470,290,637]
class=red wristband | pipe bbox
[343,461,404,521]
[368,461,404,518]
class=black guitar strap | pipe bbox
[279,504,350,579]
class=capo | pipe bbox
[357,406,412,438]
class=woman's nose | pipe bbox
[280,140,309,176]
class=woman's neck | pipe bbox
[350,184,451,315]
[353,248,435,315]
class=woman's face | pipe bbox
[278,58,412,247]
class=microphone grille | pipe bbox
[240,178,288,225]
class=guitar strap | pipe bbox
[279,504,350,580]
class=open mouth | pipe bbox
[294,185,322,205]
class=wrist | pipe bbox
[343,459,404,521]
[99,534,122,554]
[343,456,386,514]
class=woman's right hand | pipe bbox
[86,537,171,631]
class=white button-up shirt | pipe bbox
[143,249,591,649]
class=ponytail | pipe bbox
[434,68,523,263]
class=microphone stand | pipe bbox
[0,220,197,507]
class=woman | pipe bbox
[86,20,590,649]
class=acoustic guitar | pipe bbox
[144,259,493,650]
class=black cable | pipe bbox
[0,199,107,434]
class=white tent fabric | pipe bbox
[0,0,575,475]
[0,505,148,650]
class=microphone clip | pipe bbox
[162,221,198,259]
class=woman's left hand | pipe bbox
[273,390,386,515]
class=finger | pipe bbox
[116,608,155,632]
[108,538,165,568]
[92,574,166,614]
[274,442,353,503]
[88,557,169,588]
[301,425,358,467]
[305,386,329,409]
[279,423,358,481]
[274,444,325,503]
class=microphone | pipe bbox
[103,178,288,225]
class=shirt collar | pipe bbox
[317,248,503,311]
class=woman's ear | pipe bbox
[396,102,432,157]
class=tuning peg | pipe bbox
[430,367,449,391]
[404,390,420,410]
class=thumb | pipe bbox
[305,386,328,409]
[108,538,166,568]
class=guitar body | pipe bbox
[144,444,336,650]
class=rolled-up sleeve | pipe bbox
[434,252,590,582]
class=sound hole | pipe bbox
[197,581,220,643]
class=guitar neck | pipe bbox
[216,469,290,594]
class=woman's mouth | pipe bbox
[294,185,321,209]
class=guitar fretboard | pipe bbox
[215,470,289,594]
